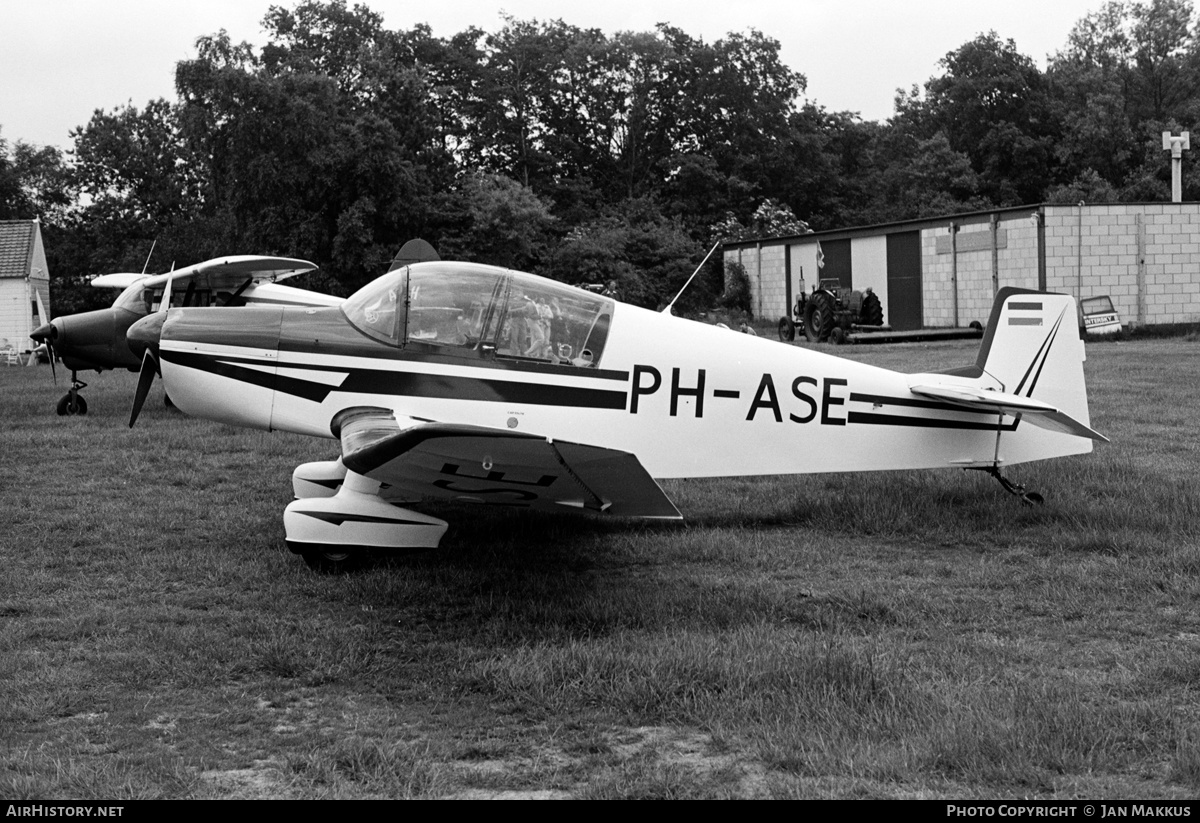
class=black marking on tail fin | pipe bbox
[973,287,1045,372]
[1014,307,1067,397]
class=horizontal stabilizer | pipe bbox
[909,383,1108,442]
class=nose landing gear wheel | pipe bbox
[56,393,88,416]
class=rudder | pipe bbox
[976,288,1097,460]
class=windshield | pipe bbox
[343,262,614,366]
[343,267,408,345]
[112,280,213,313]
[112,281,148,312]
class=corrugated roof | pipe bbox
[0,220,36,279]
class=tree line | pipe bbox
[2,0,1200,314]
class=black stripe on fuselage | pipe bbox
[162,349,629,409]
[847,392,1018,432]
[847,411,1018,432]
[850,392,987,415]
[163,350,332,402]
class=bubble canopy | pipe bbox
[342,262,614,368]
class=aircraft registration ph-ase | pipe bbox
[125,250,1106,572]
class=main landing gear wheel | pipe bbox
[56,393,87,416]
[299,547,360,574]
[284,467,449,573]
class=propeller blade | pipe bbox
[30,320,57,383]
[33,291,55,382]
[129,349,158,428]
[160,268,174,311]
[126,310,167,428]
[33,289,48,328]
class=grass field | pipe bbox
[2,336,1198,799]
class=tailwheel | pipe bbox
[975,466,1044,506]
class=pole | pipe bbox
[1162,131,1190,202]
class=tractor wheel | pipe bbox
[777,317,796,342]
[804,292,835,343]
[831,326,845,345]
[860,292,884,327]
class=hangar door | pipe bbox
[817,238,851,289]
[886,232,922,330]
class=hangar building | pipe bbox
[722,203,1200,331]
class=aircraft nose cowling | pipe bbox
[127,312,165,361]
[154,306,285,432]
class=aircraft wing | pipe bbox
[91,273,149,289]
[909,383,1108,442]
[104,255,318,294]
[334,407,683,519]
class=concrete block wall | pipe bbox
[727,244,789,319]
[922,215,1041,328]
[730,202,1200,332]
[1044,204,1200,326]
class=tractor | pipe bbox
[777,279,884,344]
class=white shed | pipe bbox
[0,220,51,354]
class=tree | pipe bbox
[438,174,556,270]
[174,7,456,291]
[905,32,1060,205]
[548,198,696,309]
[0,130,72,222]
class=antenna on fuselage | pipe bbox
[662,241,722,315]
[141,239,157,275]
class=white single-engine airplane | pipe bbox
[126,251,1106,572]
[31,255,342,415]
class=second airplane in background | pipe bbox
[30,255,342,415]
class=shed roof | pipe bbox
[0,220,36,279]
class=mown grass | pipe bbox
[1,336,1198,798]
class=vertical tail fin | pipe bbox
[976,290,1085,401]
[977,288,1098,460]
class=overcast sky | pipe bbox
[3,0,1106,150]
